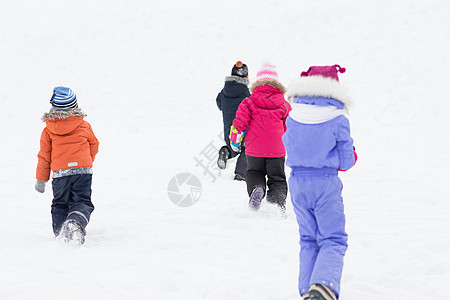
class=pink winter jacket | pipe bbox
[233,84,291,158]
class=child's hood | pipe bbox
[223,76,250,98]
[286,76,351,110]
[250,83,287,109]
[42,108,86,135]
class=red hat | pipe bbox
[301,64,346,82]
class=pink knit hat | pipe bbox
[301,64,346,81]
[255,64,279,82]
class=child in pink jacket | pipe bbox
[230,64,291,212]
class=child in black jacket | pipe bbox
[216,61,250,180]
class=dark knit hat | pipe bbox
[50,86,78,109]
[231,61,248,78]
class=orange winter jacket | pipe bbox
[36,110,99,182]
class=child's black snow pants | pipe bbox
[51,174,94,235]
[245,156,287,207]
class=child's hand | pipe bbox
[230,141,241,153]
[35,180,47,193]
[229,125,246,153]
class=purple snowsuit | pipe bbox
[283,76,356,299]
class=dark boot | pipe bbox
[309,284,337,300]
[217,146,231,170]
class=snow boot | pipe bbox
[58,219,86,245]
[302,292,310,300]
[309,284,337,300]
[234,173,245,181]
[249,186,265,211]
[217,146,230,170]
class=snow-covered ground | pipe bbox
[1,0,449,299]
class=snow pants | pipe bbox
[288,167,347,298]
[246,156,287,206]
[220,143,247,177]
[51,174,94,235]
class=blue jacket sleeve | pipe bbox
[336,117,355,171]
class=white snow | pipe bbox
[1,0,449,299]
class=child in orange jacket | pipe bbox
[35,86,99,245]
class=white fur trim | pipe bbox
[289,103,345,124]
[225,76,249,86]
[286,76,352,109]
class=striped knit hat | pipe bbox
[255,64,279,82]
[50,86,78,109]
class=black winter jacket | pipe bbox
[216,76,250,143]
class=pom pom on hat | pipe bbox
[50,86,78,109]
[301,64,346,82]
[255,64,279,82]
[231,61,248,78]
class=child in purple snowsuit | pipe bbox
[282,65,357,300]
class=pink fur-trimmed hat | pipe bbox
[255,64,279,82]
[301,64,346,82]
